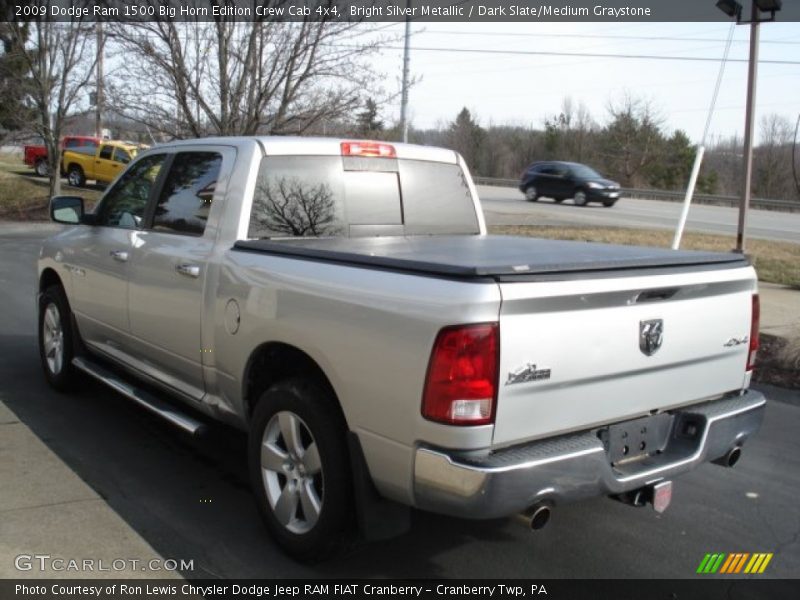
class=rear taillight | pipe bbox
[422,323,499,426]
[747,294,760,371]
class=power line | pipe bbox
[417,29,800,46]
[702,22,736,145]
[359,44,800,65]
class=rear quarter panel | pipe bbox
[62,150,96,179]
[210,251,502,503]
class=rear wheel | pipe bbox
[249,378,353,561]
[38,285,80,392]
[67,165,85,187]
[35,160,50,177]
[574,190,588,206]
[524,185,538,202]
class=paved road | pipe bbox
[479,186,800,244]
[1,229,799,579]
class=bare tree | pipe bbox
[251,177,338,237]
[0,12,96,196]
[107,6,385,138]
[754,113,794,200]
[704,133,742,196]
[569,100,595,163]
[542,97,595,163]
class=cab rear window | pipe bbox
[247,156,479,239]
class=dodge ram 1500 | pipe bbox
[39,137,764,560]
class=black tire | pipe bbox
[38,285,80,392]
[573,190,588,206]
[67,165,85,187]
[602,199,617,207]
[523,185,538,202]
[35,159,50,177]
[248,378,354,562]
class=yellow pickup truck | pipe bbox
[63,141,147,187]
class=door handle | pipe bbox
[175,264,201,278]
[110,250,129,262]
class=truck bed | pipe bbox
[233,235,748,281]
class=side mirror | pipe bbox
[50,196,85,225]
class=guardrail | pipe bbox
[472,177,800,213]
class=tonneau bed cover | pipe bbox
[233,235,748,280]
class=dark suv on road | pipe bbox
[519,161,621,207]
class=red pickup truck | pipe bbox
[23,136,101,177]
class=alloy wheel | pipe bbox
[42,303,64,375]
[260,411,324,534]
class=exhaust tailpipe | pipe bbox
[713,446,742,468]
[518,503,552,531]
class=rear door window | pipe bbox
[151,152,222,236]
[99,145,113,160]
[113,148,131,164]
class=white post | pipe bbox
[672,145,705,250]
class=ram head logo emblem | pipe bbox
[639,319,664,356]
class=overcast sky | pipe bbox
[371,21,800,144]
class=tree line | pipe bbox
[1,6,797,203]
[407,98,799,202]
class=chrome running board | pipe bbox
[72,357,206,436]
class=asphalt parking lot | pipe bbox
[1,227,798,579]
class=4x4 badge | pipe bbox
[640,319,664,356]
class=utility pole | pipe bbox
[715,0,782,252]
[95,21,104,139]
[399,0,411,143]
[736,2,759,253]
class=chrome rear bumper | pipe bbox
[413,390,765,519]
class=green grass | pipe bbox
[0,158,103,219]
[491,224,800,288]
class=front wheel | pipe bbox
[249,379,354,561]
[524,185,538,202]
[38,285,80,391]
[573,190,588,206]
[602,199,617,207]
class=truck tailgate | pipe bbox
[494,267,756,446]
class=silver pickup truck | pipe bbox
[39,137,764,560]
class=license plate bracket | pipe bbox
[600,413,674,465]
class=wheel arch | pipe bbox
[242,341,346,427]
[39,267,64,294]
